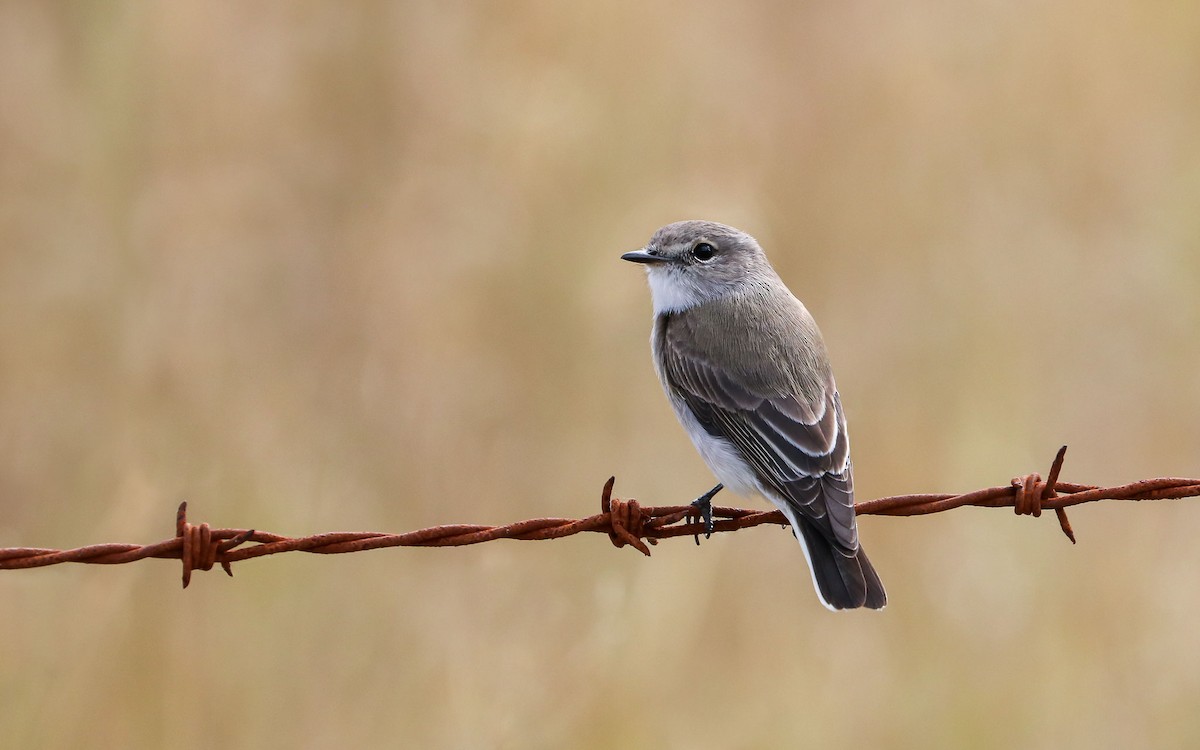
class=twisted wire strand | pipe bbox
[4,446,1198,588]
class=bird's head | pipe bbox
[622,220,774,314]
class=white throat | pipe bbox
[645,268,710,315]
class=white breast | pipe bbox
[666,391,762,497]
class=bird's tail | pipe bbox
[795,519,887,611]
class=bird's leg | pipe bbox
[689,483,723,541]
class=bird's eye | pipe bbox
[691,242,716,262]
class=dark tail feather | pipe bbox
[797,520,887,610]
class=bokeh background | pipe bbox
[3,2,1200,747]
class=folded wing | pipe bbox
[661,319,858,553]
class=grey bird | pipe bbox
[622,220,886,610]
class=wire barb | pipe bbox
[176,502,257,588]
[1009,445,1074,542]
[601,476,654,556]
[3,445,1198,586]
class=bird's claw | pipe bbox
[688,484,723,543]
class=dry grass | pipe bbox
[2,1,1200,747]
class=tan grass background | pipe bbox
[2,2,1200,747]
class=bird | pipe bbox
[622,220,886,610]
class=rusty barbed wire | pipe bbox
[3,446,1200,588]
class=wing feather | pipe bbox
[660,314,859,551]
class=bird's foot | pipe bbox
[688,484,723,543]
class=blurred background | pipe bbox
[2,1,1199,747]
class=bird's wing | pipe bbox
[660,316,858,552]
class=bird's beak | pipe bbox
[621,249,668,264]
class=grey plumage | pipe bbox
[624,220,886,611]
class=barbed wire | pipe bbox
[3,446,1199,588]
